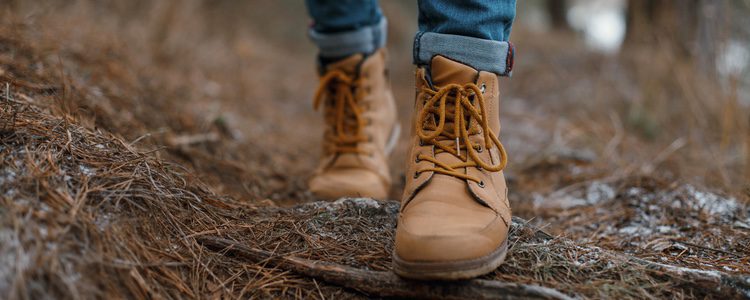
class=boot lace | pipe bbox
[313,70,368,155]
[415,83,508,183]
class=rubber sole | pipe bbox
[392,239,508,280]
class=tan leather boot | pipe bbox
[309,49,399,200]
[393,56,511,280]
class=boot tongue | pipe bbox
[428,56,479,178]
[324,54,364,75]
[430,55,479,87]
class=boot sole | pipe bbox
[384,123,401,156]
[391,239,508,280]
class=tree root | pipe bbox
[197,236,574,300]
[197,204,750,299]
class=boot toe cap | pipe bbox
[394,204,508,262]
[309,168,388,200]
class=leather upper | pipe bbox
[395,56,511,262]
[309,49,397,200]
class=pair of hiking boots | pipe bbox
[309,49,510,280]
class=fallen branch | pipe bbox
[198,199,750,299]
[509,217,750,299]
[626,256,750,298]
[166,132,220,147]
[197,236,574,300]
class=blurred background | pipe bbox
[3,0,750,203]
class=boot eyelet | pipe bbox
[476,146,483,153]
[478,181,485,188]
[419,140,425,146]
[415,156,420,163]
[480,83,486,94]
[413,172,419,179]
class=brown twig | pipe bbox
[166,132,220,147]
[670,239,745,257]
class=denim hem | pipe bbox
[309,17,387,58]
[413,32,514,76]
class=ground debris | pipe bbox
[2,3,749,299]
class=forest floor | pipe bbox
[1,1,749,299]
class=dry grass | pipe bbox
[1,1,749,299]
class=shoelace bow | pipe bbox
[415,83,508,183]
[313,70,369,155]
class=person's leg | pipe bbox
[305,0,399,200]
[305,0,386,62]
[394,0,516,280]
[414,0,516,76]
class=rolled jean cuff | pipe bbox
[413,32,515,76]
[309,17,387,58]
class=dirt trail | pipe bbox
[1,1,749,299]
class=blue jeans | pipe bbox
[305,0,516,76]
